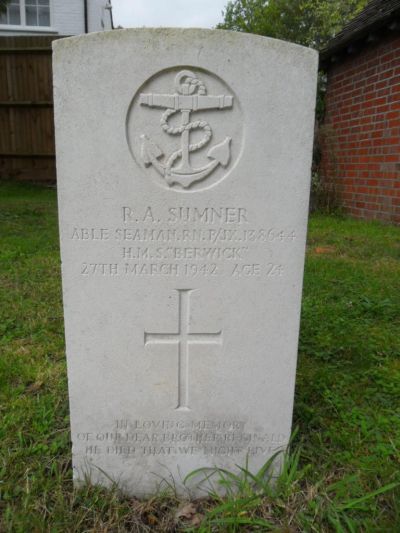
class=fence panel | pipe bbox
[0,36,63,182]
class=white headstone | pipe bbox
[54,29,317,497]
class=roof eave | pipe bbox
[320,8,400,68]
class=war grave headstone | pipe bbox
[53,29,318,496]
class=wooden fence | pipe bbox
[0,36,63,182]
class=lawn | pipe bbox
[0,181,399,532]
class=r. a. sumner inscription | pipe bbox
[71,205,296,279]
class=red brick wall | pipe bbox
[321,33,400,223]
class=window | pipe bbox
[0,0,50,27]
[0,1,21,25]
[25,0,50,27]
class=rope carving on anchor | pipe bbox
[160,72,212,172]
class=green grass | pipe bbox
[0,181,399,532]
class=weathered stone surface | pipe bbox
[53,28,318,496]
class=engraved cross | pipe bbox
[144,289,222,411]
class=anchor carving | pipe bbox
[139,70,233,188]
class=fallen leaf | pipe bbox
[175,503,204,528]
[146,513,158,526]
[176,502,197,520]
[314,246,336,255]
[25,381,44,394]
[190,513,203,527]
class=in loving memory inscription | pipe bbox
[54,29,318,496]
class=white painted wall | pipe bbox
[52,0,84,36]
[88,0,112,32]
[0,0,113,36]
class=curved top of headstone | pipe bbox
[53,27,318,59]
[53,27,318,195]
